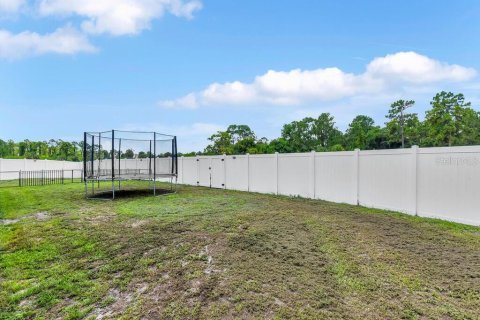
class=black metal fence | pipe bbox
[0,169,83,188]
[19,170,66,187]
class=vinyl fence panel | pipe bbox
[358,149,416,214]
[249,154,276,194]
[225,155,249,191]
[277,153,311,197]
[416,146,480,225]
[314,152,357,205]
[198,157,211,187]
[210,157,225,189]
[181,157,197,185]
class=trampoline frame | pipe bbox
[83,130,178,199]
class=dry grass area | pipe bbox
[0,181,479,319]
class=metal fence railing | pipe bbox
[20,170,64,187]
[0,169,84,188]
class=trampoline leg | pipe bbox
[84,182,87,198]
[153,178,156,196]
[112,179,115,200]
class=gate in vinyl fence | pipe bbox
[19,170,65,187]
[196,156,226,188]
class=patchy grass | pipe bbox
[0,181,479,319]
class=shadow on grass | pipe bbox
[88,188,175,200]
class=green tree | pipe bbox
[124,149,135,159]
[424,91,473,146]
[204,131,234,155]
[281,113,343,152]
[345,115,385,150]
[312,113,344,151]
[204,125,264,155]
[0,139,7,157]
[226,125,256,144]
[462,109,480,145]
[281,118,315,152]
[251,137,272,154]
[268,138,292,153]
[386,100,417,148]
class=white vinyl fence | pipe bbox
[2,146,479,226]
[177,146,480,226]
[0,159,83,180]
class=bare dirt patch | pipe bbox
[0,218,20,225]
[0,211,50,225]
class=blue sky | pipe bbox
[1,0,479,151]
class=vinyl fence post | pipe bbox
[310,151,316,199]
[181,156,184,184]
[354,149,360,205]
[209,157,212,188]
[0,158,2,181]
[274,152,279,195]
[19,170,21,187]
[246,153,250,192]
[196,155,199,186]
[223,153,227,189]
[411,145,419,215]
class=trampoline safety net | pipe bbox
[83,130,178,198]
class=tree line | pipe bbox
[2,91,479,160]
[0,139,172,161]
[0,139,84,161]
[202,91,480,155]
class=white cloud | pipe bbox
[159,51,477,109]
[0,25,97,59]
[0,0,202,59]
[160,93,198,109]
[0,0,24,12]
[38,0,203,36]
[366,52,477,83]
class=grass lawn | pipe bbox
[0,182,479,319]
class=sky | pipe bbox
[0,0,479,152]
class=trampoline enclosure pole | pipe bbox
[149,140,152,176]
[171,137,174,175]
[112,130,115,199]
[83,132,87,182]
[90,135,94,177]
[153,133,156,196]
[98,133,101,188]
[118,138,121,189]
[174,136,178,176]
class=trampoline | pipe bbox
[83,130,178,199]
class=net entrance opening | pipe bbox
[83,130,178,199]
